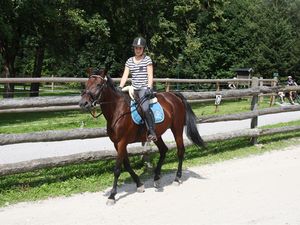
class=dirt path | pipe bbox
[1,145,300,225]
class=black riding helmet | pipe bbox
[132,37,147,48]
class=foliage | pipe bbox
[1,0,300,87]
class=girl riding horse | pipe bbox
[119,37,157,141]
[79,69,205,205]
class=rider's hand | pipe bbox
[117,86,123,92]
[145,87,155,98]
[146,87,153,95]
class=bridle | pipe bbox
[81,74,153,120]
[81,75,107,118]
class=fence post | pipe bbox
[51,75,54,92]
[165,78,170,92]
[259,77,264,103]
[250,77,259,145]
[269,77,278,106]
[215,82,220,112]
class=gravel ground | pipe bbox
[1,144,300,225]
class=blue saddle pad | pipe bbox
[130,100,164,125]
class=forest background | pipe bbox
[1,0,300,97]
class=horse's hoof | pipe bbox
[106,198,116,206]
[172,177,182,186]
[172,181,181,186]
[137,184,145,193]
[154,179,161,189]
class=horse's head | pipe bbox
[79,68,107,111]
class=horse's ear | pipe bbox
[86,68,93,77]
[102,68,108,76]
[104,60,112,75]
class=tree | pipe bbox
[247,0,299,78]
[0,0,24,97]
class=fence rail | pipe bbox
[0,85,299,113]
[0,77,299,176]
[1,105,300,146]
[0,77,255,83]
[1,125,300,176]
[0,77,274,94]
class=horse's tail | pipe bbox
[174,92,205,148]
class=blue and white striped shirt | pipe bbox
[125,55,152,89]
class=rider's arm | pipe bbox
[147,64,154,88]
[119,66,130,88]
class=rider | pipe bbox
[119,37,157,141]
[287,76,298,104]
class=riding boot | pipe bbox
[144,110,157,141]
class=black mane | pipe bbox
[106,75,116,91]
[106,75,131,105]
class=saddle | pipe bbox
[130,100,164,125]
[121,86,165,125]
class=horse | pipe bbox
[79,69,205,205]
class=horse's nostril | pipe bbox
[79,101,89,109]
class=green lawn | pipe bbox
[0,84,81,99]
[191,97,274,116]
[0,110,104,134]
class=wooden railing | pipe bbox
[0,77,299,176]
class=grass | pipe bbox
[192,97,274,116]
[0,85,81,99]
[0,110,105,134]
[0,119,300,207]
[0,98,276,134]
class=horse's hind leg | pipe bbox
[123,155,144,192]
[153,137,168,188]
[172,131,185,185]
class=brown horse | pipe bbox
[79,69,205,205]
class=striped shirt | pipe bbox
[125,55,152,89]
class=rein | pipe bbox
[89,109,103,118]
[89,100,119,118]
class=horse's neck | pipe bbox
[100,87,127,123]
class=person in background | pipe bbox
[119,37,157,141]
[287,76,298,105]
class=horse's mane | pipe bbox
[106,75,117,91]
[106,75,131,105]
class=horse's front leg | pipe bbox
[107,155,123,205]
[123,155,145,192]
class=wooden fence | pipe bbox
[0,77,300,176]
[0,77,277,113]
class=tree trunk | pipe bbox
[1,43,17,98]
[3,62,15,98]
[30,45,45,97]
